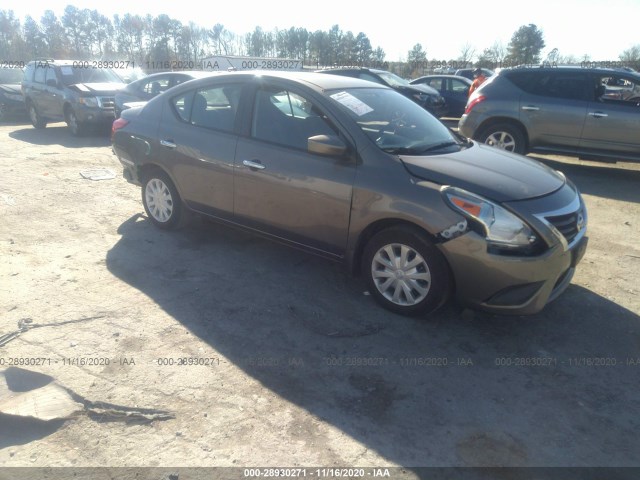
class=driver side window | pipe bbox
[251,88,337,150]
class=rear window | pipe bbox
[0,68,23,84]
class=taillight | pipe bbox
[464,94,486,115]
[111,117,129,141]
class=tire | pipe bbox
[28,102,47,129]
[477,123,526,154]
[66,109,85,136]
[141,170,185,230]
[362,226,452,316]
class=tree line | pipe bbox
[0,7,385,69]
[2,8,639,75]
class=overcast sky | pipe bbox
[8,0,639,62]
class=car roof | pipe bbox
[501,65,640,80]
[133,70,217,81]
[172,70,390,92]
[316,67,393,76]
[412,75,472,83]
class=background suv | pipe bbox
[22,59,125,135]
[458,66,640,162]
[318,67,447,117]
[454,68,494,80]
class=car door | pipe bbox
[233,83,356,257]
[579,73,640,157]
[156,82,244,219]
[43,67,65,119]
[515,71,590,149]
[448,77,471,117]
[30,63,59,118]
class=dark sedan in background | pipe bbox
[317,67,448,117]
[112,71,587,317]
[410,74,472,117]
[0,66,27,121]
[115,71,215,117]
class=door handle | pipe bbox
[242,160,266,170]
[160,139,177,148]
[521,105,540,111]
[588,112,608,118]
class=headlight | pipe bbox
[442,186,538,253]
[5,93,23,102]
[78,96,99,107]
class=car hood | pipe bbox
[0,84,22,94]
[396,83,440,96]
[123,100,148,109]
[69,82,126,94]
[400,143,565,202]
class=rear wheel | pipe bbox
[478,123,526,154]
[28,102,47,129]
[362,226,452,316]
[141,170,185,230]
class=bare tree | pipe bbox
[458,43,475,67]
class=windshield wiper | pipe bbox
[381,146,425,154]
[415,141,460,154]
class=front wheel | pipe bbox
[362,227,452,316]
[477,123,526,154]
[141,170,185,230]
[67,109,86,136]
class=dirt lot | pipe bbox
[1,119,639,475]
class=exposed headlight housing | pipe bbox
[78,96,99,107]
[412,92,428,103]
[442,186,540,254]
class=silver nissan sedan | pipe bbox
[112,71,588,317]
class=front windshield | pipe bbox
[59,66,123,85]
[0,68,24,84]
[377,71,410,87]
[328,87,461,155]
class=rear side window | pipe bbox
[510,71,590,101]
[142,78,171,95]
[171,84,242,132]
[34,64,47,84]
[427,78,444,90]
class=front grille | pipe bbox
[546,211,581,244]
[99,97,115,109]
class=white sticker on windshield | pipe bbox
[60,66,74,76]
[330,91,373,116]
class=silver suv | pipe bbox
[458,66,640,162]
[22,60,125,135]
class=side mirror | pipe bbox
[308,134,347,157]
[46,78,58,88]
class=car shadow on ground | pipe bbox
[105,214,640,468]
[0,117,29,127]
[530,155,640,204]
[9,124,111,148]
